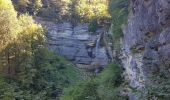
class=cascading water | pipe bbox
[95,33,103,57]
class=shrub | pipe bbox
[136,81,170,100]
[0,1,81,99]
[0,0,19,49]
[60,63,127,100]
[72,0,110,23]
[96,63,126,100]
[60,80,99,100]
[108,0,129,41]
[88,19,98,33]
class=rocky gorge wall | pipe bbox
[33,0,170,99]
[36,19,113,73]
[121,0,170,89]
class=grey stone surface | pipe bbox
[38,21,111,70]
[121,0,170,89]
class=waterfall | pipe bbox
[95,32,114,62]
[95,33,103,57]
[103,32,114,62]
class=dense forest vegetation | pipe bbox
[0,0,129,99]
[0,0,81,99]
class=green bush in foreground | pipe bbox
[60,63,128,100]
[0,47,81,100]
[88,19,98,33]
[136,80,170,100]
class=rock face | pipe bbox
[39,21,111,71]
[121,0,170,88]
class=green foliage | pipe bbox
[72,0,110,23]
[14,0,29,12]
[97,63,123,86]
[0,33,80,99]
[88,19,98,33]
[96,63,126,100]
[0,0,130,100]
[0,0,19,49]
[108,0,129,41]
[13,0,110,23]
[37,0,72,21]
[0,76,15,100]
[135,81,170,100]
[61,80,99,100]
[16,47,81,99]
[33,47,81,90]
[0,0,81,99]
[60,63,127,100]
[0,46,81,99]
[13,0,42,15]
[0,0,15,10]
[33,0,43,12]
[130,47,139,54]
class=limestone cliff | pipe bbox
[121,0,170,89]
[35,18,113,73]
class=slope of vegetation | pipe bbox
[0,0,130,99]
[71,0,110,22]
[71,0,111,32]
[0,0,81,99]
[60,63,128,100]
[12,0,42,15]
[108,0,129,51]
[109,0,129,40]
[13,0,110,25]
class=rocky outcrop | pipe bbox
[121,0,170,89]
[37,20,112,72]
